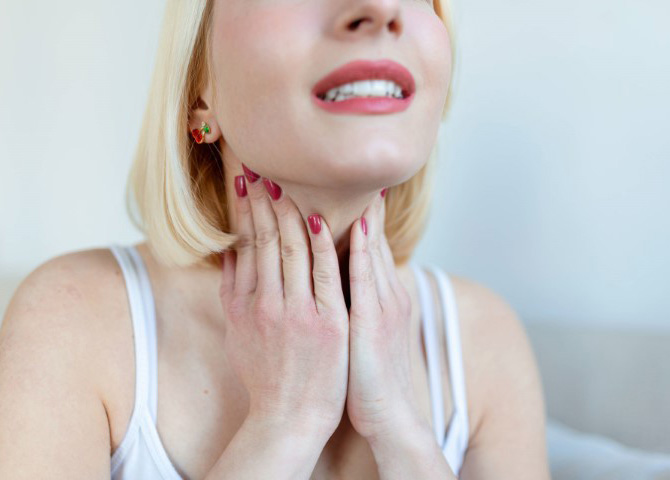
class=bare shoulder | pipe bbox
[1,247,126,401]
[0,247,125,477]
[447,273,550,478]
[447,274,534,368]
[3,246,124,328]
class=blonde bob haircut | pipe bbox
[126,0,457,269]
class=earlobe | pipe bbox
[188,115,222,144]
[188,90,222,143]
[190,121,211,144]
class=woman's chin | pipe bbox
[312,152,426,187]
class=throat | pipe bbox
[341,256,352,313]
[333,228,353,312]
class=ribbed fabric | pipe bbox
[109,244,469,479]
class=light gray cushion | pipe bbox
[527,322,670,454]
[547,418,670,480]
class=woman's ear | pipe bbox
[188,82,222,144]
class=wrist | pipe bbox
[366,417,454,480]
[367,417,437,462]
[240,414,329,471]
[366,411,433,451]
[245,410,334,445]
[206,412,331,479]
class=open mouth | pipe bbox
[315,79,410,102]
[312,59,416,101]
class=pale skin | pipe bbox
[194,0,456,475]
[202,164,454,478]
[0,0,552,478]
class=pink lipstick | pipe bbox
[311,59,415,114]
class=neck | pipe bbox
[223,158,381,307]
[224,164,379,251]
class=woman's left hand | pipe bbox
[346,189,424,443]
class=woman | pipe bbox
[0,0,551,478]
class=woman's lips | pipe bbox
[311,58,416,114]
[312,59,416,98]
[311,91,415,114]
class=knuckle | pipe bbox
[350,267,373,285]
[280,241,304,260]
[307,305,347,338]
[272,200,291,218]
[312,267,337,287]
[319,321,347,342]
[250,300,281,337]
[225,295,247,322]
[255,228,279,249]
[253,296,281,321]
[323,313,348,337]
[236,233,255,251]
[288,296,316,318]
[310,238,332,255]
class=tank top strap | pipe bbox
[109,243,159,423]
[426,264,470,460]
[408,260,447,446]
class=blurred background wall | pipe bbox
[419,0,670,332]
[2,0,667,330]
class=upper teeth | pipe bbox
[322,80,404,101]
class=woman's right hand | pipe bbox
[219,164,349,440]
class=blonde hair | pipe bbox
[125,0,457,269]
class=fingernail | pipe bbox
[234,175,247,197]
[262,178,282,201]
[308,214,322,235]
[242,163,260,183]
[380,188,388,198]
[361,217,367,236]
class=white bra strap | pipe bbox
[409,261,447,446]
[427,265,469,457]
[126,245,159,423]
[109,244,152,420]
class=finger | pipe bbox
[219,250,236,306]
[349,216,380,318]
[378,189,403,296]
[306,213,346,315]
[244,164,283,295]
[233,174,257,294]
[263,178,312,301]
[364,191,394,305]
[379,230,408,313]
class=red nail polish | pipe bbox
[262,178,282,201]
[308,214,322,234]
[361,217,367,236]
[242,163,260,183]
[381,188,388,198]
[234,175,247,197]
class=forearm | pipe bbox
[368,420,458,480]
[204,415,329,480]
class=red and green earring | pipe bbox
[191,121,211,144]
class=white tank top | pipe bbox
[109,244,470,479]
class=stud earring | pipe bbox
[191,122,211,144]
